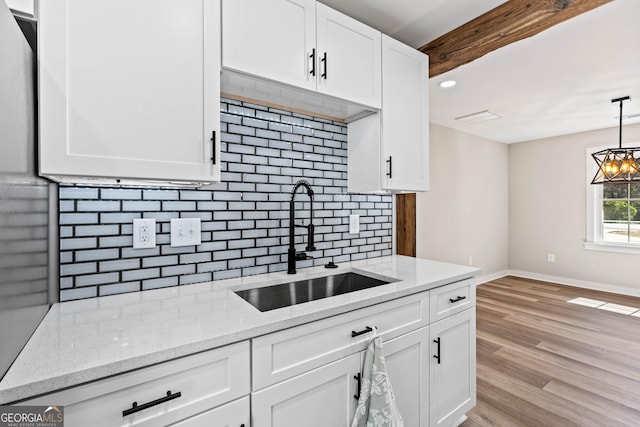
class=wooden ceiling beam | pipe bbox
[420,0,612,78]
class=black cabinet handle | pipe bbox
[351,326,373,338]
[386,156,392,178]
[123,390,182,417]
[309,48,316,76]
[433,337,441,365]
[449,295,467,304]
[210,131,217,164]
[321,52,327,79]
[354,372,361,400]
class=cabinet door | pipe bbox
[383,327,430,427]
[171,396,250,427]
[429,308,476,427]
[316,3,381,109]
[381,35,429,191]
[252,353,360,427]
[222,0,316,92]
[39,0,220,184]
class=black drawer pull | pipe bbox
[309,48,316,76]
[449,295,467,303]
[386,156,392,178]
[321,52,327,79]
[354,372,361,400]
[433,337,441,364]
[210,131,217,164]
[123,390,182,417]
[351,326,373,338]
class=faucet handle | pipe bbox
[295,252,313,261]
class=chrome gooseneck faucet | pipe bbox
[288,180,316,274]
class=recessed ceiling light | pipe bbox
[439,80,456,88]
[455,110,501,123]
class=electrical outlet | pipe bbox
[170,218,201,247]
[468,256,473,266]
[133,218,156,249]
[547,253,555,263]
[349,214,360,234]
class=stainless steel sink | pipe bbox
[234,272,397,312]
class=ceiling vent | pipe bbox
[455,110,501,124]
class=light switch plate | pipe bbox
[133,218,156,249]
[170,218,201,247]
[349,214,360,234]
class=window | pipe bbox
[601,183,640,244]
[586,146,640,253]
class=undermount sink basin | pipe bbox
[234,272,398,312]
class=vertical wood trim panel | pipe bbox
[396,193,416,257]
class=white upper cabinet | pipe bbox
[381,35,429,192]
[222,0,381,110]
[348,35,429,193]
[222,0,316,92]
[315,3,381,108]
[38,0,221,185]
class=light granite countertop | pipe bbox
[0,255,480,404]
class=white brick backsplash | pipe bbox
[75,249,118,262]
[213,269,241,281]
[142,189,180,200]
[162,201,196,211]
[100,212,141,224]
[122,268,160,282]
[76,272,119,287]
[60,262,97,276]
[122,201,161,211]
[99,281,141,296]
[100,188,142,200]
[143,277,178,291]
[197,261,227,273]
[60,213,98,225]
[60,287,97,301]
[58,98,392,300]
[180,273,212,285]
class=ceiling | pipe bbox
[319,0,640,144]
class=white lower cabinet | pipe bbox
[20,280,476,427]
[382,326,430,427]
[23,342,250,427]
[429,308,476,427]
[249,284,476,426]
[252,353,361,427]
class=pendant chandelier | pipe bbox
[591,96,640,185]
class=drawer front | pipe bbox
[429,278,475,323]
[171,396,250,427]
[25,341,250,427]
[252,291,429,390]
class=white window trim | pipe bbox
[584,144,640,254]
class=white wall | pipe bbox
[416,123,509,278]
[509,122,640,293]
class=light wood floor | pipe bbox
[461,276,640,427]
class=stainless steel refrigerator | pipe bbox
[0,0,57,381]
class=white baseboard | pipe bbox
[500,270,640,298]
[475,270,510,286]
